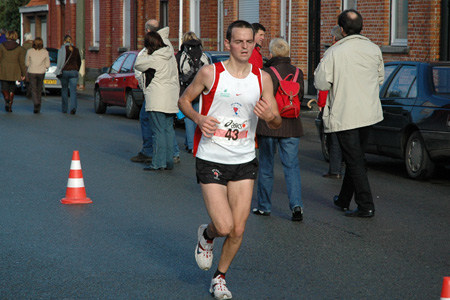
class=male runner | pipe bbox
[178,20,281,299]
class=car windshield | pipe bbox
[47,49,58,64]
[432,66,450,94]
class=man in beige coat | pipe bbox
[131,19,181,166]
[314,9,384,218]
[134,25,179,171]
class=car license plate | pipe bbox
[44,79,57,85]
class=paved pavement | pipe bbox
[2,86,449,299]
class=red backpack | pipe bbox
[270,66,301,118]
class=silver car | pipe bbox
[42,47,62,93]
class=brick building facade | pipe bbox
[20,0,449,93]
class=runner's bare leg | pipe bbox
[201,179,254,273]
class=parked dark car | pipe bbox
[204,51,230,64]
[316,61,450,180]
[94,50,143,119]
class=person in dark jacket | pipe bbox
[56,35,81,114]
[252,37,305,221]
[175,31,209,153]
[0,30,26,112]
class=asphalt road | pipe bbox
[0,89,449,299]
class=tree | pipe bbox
[0,0,30,35]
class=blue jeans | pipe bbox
[139,101,179,157]
[148,111,175,169]
[256,136,303,212]
[61,70,79,113]
[184,100,199,150]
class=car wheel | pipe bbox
[94,88,107,114]
[125,91,139,119]
[404,131,435,180]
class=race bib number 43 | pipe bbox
[211,116,251,146]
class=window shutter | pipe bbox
[239,0,260,24]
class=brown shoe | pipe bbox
[130,152,152,163]
[322,173,342,179]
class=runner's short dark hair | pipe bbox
[226,20,255,41]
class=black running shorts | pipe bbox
[196,157,258,186]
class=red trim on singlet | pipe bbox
[193,62,225,156]
[192,62,262,156]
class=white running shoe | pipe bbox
[209,275,232,299]
[195,224,214,271]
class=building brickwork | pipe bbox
[22,0,446,83]
[320,0,442,62]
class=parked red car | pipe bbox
[94,50,143,119]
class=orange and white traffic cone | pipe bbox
[61,150,92,204]
[442,277,450,300]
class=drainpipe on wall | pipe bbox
[280,0,286,40]
[179,0,183,50]
[134,0,138,50]
[288,0,292,45]
[76,0,85,89]
[218,0,224,51]
[440,0,449,60]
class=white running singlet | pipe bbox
[194,62,262,164]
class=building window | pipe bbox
[123,0,131,48]
[239,0,259,24]
[92,0,100,47]
[343,0,357,10]
[160,0,168,28]
[391,0,408,46]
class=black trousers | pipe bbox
[28,73,45,106]
[336,126,375,211]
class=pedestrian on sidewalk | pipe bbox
[56,35,81,115]
[0,30,26,113]
[249,23,265,69]
[252,38,305,221]
[175,31,209,154]
[25,37,50,113]
[131,19,180,165]
[135,31,179,171]
[314,9,384,218]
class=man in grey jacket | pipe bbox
[314,9,384,218]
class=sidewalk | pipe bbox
[76,81,96,100]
